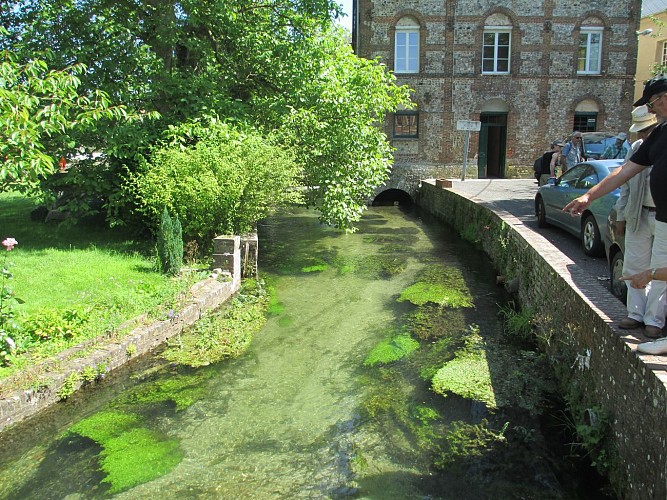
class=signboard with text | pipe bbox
[456,120,482,132]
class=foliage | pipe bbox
[498,301,535,344]
[434,420,507,469]
[162,279,269,367]
[57,372,81,400]
[0,37,132,193]
[364,331,420,367]
[0,192,205,384]
[20,306,89,343]
[0,237,20,364]
[157,207,183,275]
[65,410,183,494]
[126,124,301,243]
[2,2,410,231]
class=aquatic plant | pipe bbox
[66,410,183,494]
[398,264,473,307]
[120,371,212,410]
[162,278,268,367]
[364,332,419,367]
[434,419,507,469]
[498,301,535,344]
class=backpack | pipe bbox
[533,157,543,173]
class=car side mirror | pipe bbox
[547,177,557,186]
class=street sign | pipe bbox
[456,120,482,132]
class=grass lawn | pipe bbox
[0,192,205,380]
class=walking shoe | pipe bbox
[637,338,667,355]
[618,317,643,329]
[644,325,665,339]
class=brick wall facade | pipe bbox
[354,0,642,176]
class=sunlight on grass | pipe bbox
[0,192,206,382]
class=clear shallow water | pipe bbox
[0,206,605,499]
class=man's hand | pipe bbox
[563,194,591,216]
[621,269,652,289]
[614,220,626,238]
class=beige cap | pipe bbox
[629,105,658,133]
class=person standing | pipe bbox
[564,75,667,351]
[538,140,564,186]
[614,106,664,338]
[601,132,630,159]
[560,131,586,172]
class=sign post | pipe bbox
[456,120,482,181]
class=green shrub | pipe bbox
[126,124,301,245]
[156,207,183,275]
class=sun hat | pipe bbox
[634,75,667,106]
[629,105,658,132]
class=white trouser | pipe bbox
[622,212,667,327]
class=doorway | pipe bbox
[478,112,507,178]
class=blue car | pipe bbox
[535,159,624,257]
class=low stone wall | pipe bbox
[417,181,667,500]
[0,236,246,433]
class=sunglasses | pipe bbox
[647,93,666,110]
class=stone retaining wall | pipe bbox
[417,181,667,499]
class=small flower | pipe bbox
[2,238,17,252]
[167,309,175,319]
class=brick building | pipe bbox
[352,0,642,178]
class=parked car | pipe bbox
[534,159,624,256]
[604,206,627,302]
[581,132,617,160]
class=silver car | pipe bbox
[534,159,623,257]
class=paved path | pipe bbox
[446,178,614,298]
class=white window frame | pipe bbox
[394,26,419,74]
[662,41,667,67]
[482,27,512,75]
[578,27,603,75]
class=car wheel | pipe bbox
[610,251,627,303]
[581,214,603,257]
[536,197,549,228]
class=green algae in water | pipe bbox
[302,264,328,273]
[431,331,496,408]
[121,371,212,410]
[398,282,473,307]
[435,420,506,469]
[66,411,183,494]
[364,332,419,367]
[407,304,468,340]
[398,264,473,307]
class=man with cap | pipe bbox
[601,132,629,159]
[564,74,667,353]
[613,105,664,338]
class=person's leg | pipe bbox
[623,213,653,323]
[647,219,667,329]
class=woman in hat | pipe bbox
[614,105,664,338]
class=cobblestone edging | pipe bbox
[417,180,667,500]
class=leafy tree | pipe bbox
[0,42,130,192]
[1,0,411,230]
